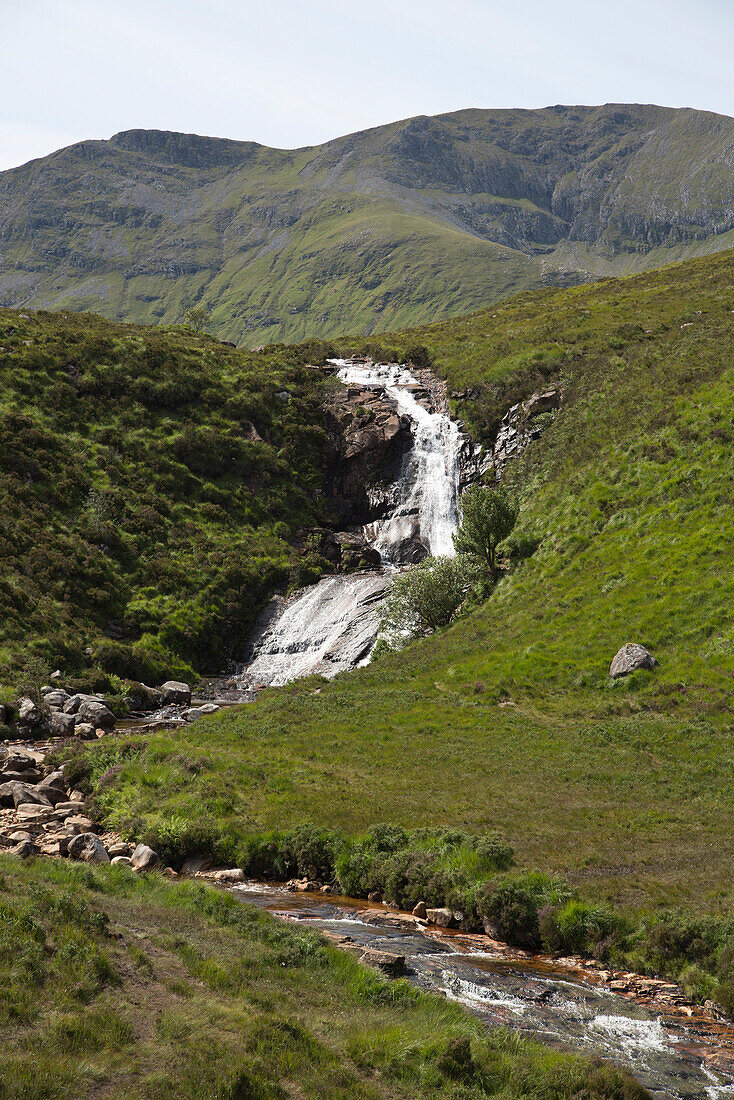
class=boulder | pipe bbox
[412,901,427,919]
[160,681,191,706]
[0,704,6,724]
[111,855,132,866]
[42,690,70,708]
[34,778,69,806]
[107,842,131,857]
[183,704,219,721]
[74,722,97,740]
[77,699,115,729]
[44,710,76,738]
[609,643,659,679]
[17,698,41,727]
[210,868,245,883]
[9,840,37,859]
[181,855,214,875]
[125,682,164,713]
[63,693,89,715]
[426,907,455,928]
[67,832,110,864]
[0,782,52,808]
[130,843,160,872]
[359,948,406,976]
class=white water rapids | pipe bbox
[238,360,465,688]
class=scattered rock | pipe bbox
[181,855,214,875]
[41,690,70,708]
[183,704,220,721]
[412,901,427,919]
[74,722,96,740]
[609,643,659,679]
[107,842,131,857]
[130,843,160,871]
[44,710,77,737]
[77,699,115,729]
[426,907,455,928]
[359,948,406,977]
[160,681,191,706]
[209,868,245,883]
[111,855,132,866]
[67,832,109,863]
[0,782,52,808]
[17,698,41,727]
[9,840,37,859]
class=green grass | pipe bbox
[0,309,337,694]
[83,250,734,916]
[0,857,649,1099]
[5,104,734,346]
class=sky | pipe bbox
[2,0,734,171]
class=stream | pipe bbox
[238,359,467,688]
[233,882,734,1100]
[229,361,734,1094]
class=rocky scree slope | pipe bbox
[4,104,734,344]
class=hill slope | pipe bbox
[88,249,734,922]
[4,105,734,344]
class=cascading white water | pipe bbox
[238,360,466,688]
[336,362,462,561]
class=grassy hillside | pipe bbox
[0,309,336,694]
[84,250,734,925]
[0,857,648,1099]
[3,105,734,345]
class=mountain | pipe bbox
[3,104,734,345]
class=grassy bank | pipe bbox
[0,856,649,1099]
[0,309,336,694]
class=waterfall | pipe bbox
[238,360,468,688]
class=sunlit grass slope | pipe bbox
[95,250,734,914]
[0,857,648,1099]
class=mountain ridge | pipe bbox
[3,103,734,344]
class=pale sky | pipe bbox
[2,0,733,171]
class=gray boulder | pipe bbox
[9,840,37,859]
[130,843,160,871]
[63,693,89,714]
[609,643,659,679]
[77,699,115,729]
[44,710,76,738]
[17,698,41,727]
[160,681,191,706]
[183,704,219,721]
[74,722,97,740]
[68,832,110,863]
[42,690,70,708]
[111,855,132,866]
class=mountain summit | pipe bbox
[3,103,734,344]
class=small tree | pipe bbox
[453,485,518,581]
[184,306,212,334]
[378,556,468,641]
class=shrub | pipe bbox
[453,485,519,581]
[378,556,468,640]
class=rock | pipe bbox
[74,722,97,740]
[181,855,214,875]
[53,801,80,815]
[0,750,38,772]
[0,704,5,725]
[9,840,37,859]
[412,901,427,919]
[65,815,95,833]
[183,704,219,721]
[34,779,69,806]
[320,884,333,894]
[63,693,89,715]
[111,856,132,866]
[0,782,52,808]
[210,868,245,883]
[125,682,164,712]
[367,890,382,903]
[77,699,115,729]
[426,907,455,928]
[609,643,659,679]
[160,681,191,706]
[44,710,76,738]
[41,690,70,708]
[69,790,85,803]
[68,832,109,863]
[359,948,406,977]
[17,698,41,727]
[130,843,160,871]
[50,670,63,681]
[107,842,131,857]
[162,867,179,878]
